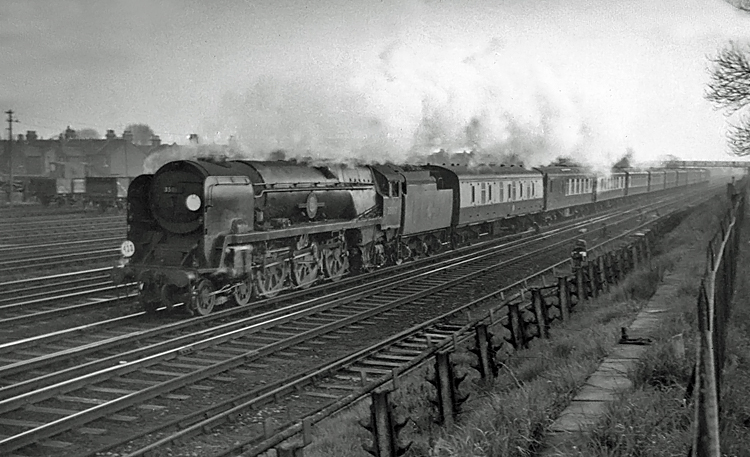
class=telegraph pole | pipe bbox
[5,110,19,206]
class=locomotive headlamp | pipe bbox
[185,194,201,211]
[120,240,136,258]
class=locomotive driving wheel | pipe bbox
[291,242,321,289]
[231,278,253,306]
[255,260,288,297]
[323,246,348,281]
[190,279,216,316]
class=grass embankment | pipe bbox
[582,209,750,456]
[300,191,736,457]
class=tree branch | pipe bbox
[726,114,750,156]
[706,42,750,114]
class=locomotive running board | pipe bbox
[224,218,384,244]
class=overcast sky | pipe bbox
[2,0,750,168]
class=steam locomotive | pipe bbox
[112,157,709,315]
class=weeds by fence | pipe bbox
[358,227,662,457]
[256,203,702,456]
[688,180,747,457]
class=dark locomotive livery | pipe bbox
[112,158,709,316]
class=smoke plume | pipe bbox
[153,38,628,173]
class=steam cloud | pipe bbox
[148,39,628,173]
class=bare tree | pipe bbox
[725,0,750,12]
[706,42,750,113]
[125,124,155,146]
[706,42,750,155]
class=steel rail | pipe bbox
[0,287,136,327]
[0,249,119,272]
[0,200,627,358]
[0,212,603,394]
[109,199,697,457]
[0,195,694,455]
[0,237,122,254]
[231,207,699,457]
[0,277,114,306]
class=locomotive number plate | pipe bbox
[163,186,181,194]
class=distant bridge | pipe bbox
[664,160,750,168]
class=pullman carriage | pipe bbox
[664,169,678,189]
[538,166,595,214]
[595,171,627,202]
[675,170,688,187]
[625,169,649,196]
[648,170,666,192]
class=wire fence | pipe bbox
[688,178,747,457]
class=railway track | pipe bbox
[0,188,676,340]
[0,205,96,218]
[0,237,122,261]
[0,248,121,277]
[0,216,124,279]
[134,195,706,457]
[0,213,125,233]
[0,188,705,456]
[0,226,124,246]
[0,268,136,330]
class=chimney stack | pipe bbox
[151,135,161,147]
[105,129,116,141]
[122,129,133,144]
[64,126,76,140]
[26,131,37,142]
[188,133,200,144]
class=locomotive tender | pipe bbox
[112,157,709,316]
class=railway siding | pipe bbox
[0,183,722,456]
[95,190,704,457]
[0,194,677,456]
